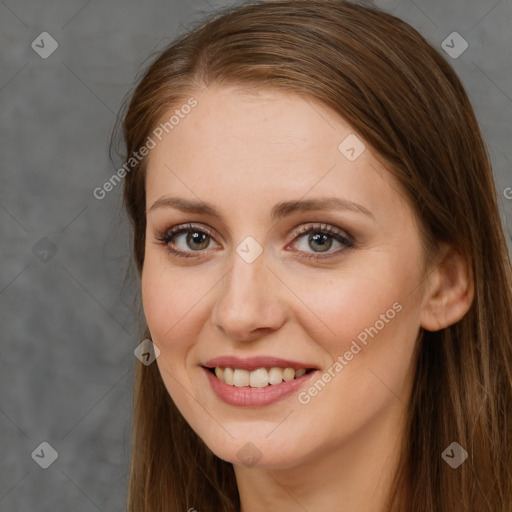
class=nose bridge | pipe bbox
[212,242,284,339]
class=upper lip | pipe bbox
[202,356,319,372]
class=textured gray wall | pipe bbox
[0,0,510,510]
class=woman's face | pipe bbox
[142,85,430,468]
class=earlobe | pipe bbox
[420,246,474,332]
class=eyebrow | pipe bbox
[148,196,375,222]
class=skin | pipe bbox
[141,85,473,511]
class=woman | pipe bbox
[118,0,512,510]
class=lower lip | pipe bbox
[203,367,318,407]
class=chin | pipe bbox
[197,425,313,469]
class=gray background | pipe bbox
[0,0,511,510]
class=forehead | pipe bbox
[144,85,408,225]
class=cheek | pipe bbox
[294,262,419,353]
[291,254,423,418]
[293,277,420,438]
[141,248,223,356]
[140,253,203,407]
[141,250,197,344]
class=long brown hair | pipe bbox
[118,1,512,510]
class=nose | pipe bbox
[211,249,287,342]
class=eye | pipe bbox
[155,222,354,261]
[155,223,218,260]
[288,223,354,261]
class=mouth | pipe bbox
[201,357,320,407]
[203,366,317,388]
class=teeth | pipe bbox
[223,367,234,385]
[268,367,284,385]
[282,368,295,381]
[213,366,310,387]
[249,368,268,388]
[233,369,250,387]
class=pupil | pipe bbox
[187,231,209,250]
[309,232,332,252]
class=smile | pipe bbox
[202,365,318,407]
[211,366,313,387]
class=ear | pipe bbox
[420,245,474,332]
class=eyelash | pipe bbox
[155,222,354,261]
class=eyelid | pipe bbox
[288,222,353,246]
[156,221,352,243]
[155,222,218,243]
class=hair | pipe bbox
[116,1,512,510]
